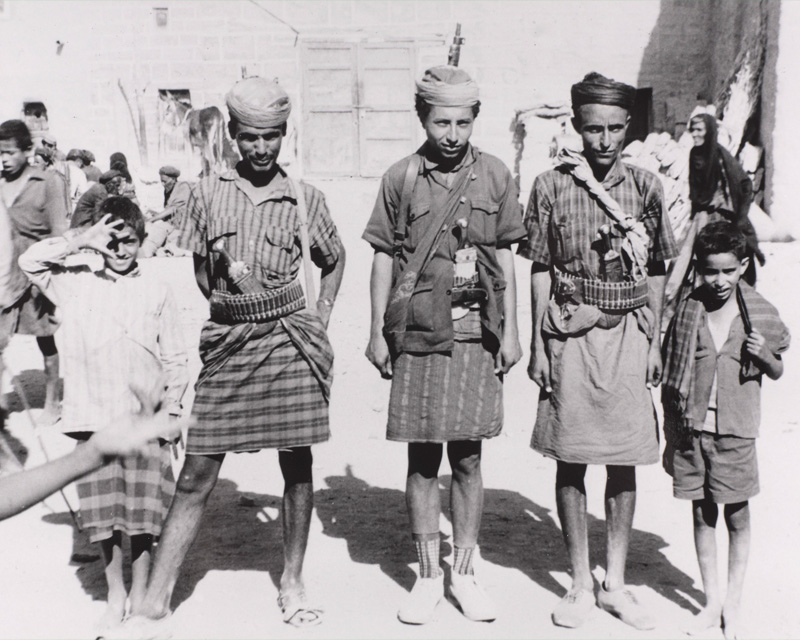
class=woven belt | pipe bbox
[209,279,306,324]
[555,270,648,312]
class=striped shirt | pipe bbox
[517,157,678,278]
[19,237,189,432]
[176,166,343,292]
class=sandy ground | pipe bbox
[1,178,799,639]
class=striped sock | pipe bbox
[413,534,440,579]
[453,546,475,576]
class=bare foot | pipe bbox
[683,606,722,635]
[722,609,740,640]
[38,404,62,427]
[95,596,127,634]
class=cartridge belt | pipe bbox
[554,270,648,312]
[209,279,305,324]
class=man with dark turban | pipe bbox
[363,65,525,625]
[70,169,123,230]
[518,72,678,630]
[140,166,192,258]
[120,76,345,634]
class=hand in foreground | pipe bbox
[745,329,771,364]
[75,213,125,256]
[528,347,551,393]
[495,334,522,375]
[366,333,393,379]
[646,347,663,388]
[88,380,192,459]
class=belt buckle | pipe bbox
[555,278,576,298]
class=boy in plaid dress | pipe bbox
[20,197,188,633]
[662,221,789,639]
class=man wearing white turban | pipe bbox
[119,77,346,634]
[363,65,525,625]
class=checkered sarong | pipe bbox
[187,316,330,454]
[76,441,174,543]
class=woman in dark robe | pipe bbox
[688,113,763,285]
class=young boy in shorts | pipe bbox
[661,221,790,639]
[19,197,188,633]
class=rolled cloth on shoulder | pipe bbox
[226,77,291,128]
[571,72,636,111]
[415,65,479,107]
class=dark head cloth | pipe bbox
[81,149,96,163]
[66,148,83,161]
[571,72,636,111]
[99,169,122,185]
[159,165,181,178]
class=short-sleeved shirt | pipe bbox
[691,310,787,439]
[1,168,68,303]
[362,144,525,353]
[517,157,678,278]
[176,165,343,292]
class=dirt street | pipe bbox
[1,178,798,639]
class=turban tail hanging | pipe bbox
[226,77,292,128]
[415,65,479,108]
[571,72,636,111]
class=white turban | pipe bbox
[226,77,291,128]
[415,66,479,108]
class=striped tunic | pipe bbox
[518,157,678,465]
[175,165,343,453]
[19,236,189,539]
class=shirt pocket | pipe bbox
[468,198,500,246]
[406,203,431,253]
[256,224,296,281]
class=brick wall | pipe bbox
[0,0,788,221]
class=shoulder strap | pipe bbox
[292,179,317,309]
[392,154,422,255]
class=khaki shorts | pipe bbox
[671,410,759,504]
[0,286,58,352]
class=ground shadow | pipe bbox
[436,474,705,615]
[0,426,29,470]
[3,368,62,413]
[43,478,283,610]
[315,465,417,592]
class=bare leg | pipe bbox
[604,465,636,591]
[278,446,314,595]
[722,502,750,640]
[447,440,483,548]
[556,462,592,592]
[407,443,444,536]
[134,453,224,619]
[99,532,127,628]
[685,499,722,634]
[37,337,60,425]
[129,534,154,615]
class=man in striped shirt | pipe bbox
[519,73,677,631]
[124,77,345,634]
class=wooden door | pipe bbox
[302,42,359,176]
[302,41,416,177]
[357,43,416,177]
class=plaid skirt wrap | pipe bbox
[187,308,333,454]
[76,441,174,543]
